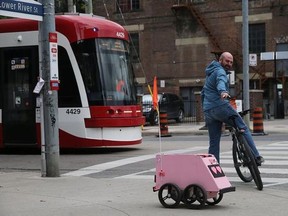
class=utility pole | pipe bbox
[242,0,250,128]
[68,0,75,13]
[85,0,93,14]
[39,0,60,177]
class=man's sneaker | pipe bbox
[256,156,265,166]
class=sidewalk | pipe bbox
[142,118,288,136]
[1,171,288,216]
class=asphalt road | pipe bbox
[1,134,288,189]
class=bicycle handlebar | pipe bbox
[238,109,252,117]
[226,95,253,117]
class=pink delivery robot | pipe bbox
[153,153,235,209]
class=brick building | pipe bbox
[94,0,288,119]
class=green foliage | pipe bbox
[55,0,67,13]
[55,0,86,13]
[76,0,86,13]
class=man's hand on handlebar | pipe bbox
[221,92,230,100]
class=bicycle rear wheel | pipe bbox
[232,134,253,182]
[238,134,263,190]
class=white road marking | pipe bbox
[220,159,288,165]
[64,141,288,188]
[115,141,288,188]
[63,146,207,177]
[222,167,288,175]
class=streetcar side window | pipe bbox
[58,46,81,107]
[73,39,104,106]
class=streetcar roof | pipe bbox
[0,14,129,43]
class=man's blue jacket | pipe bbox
[201,60,229,111]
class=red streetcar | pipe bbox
[0,14,144,149]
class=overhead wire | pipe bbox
[102,0,110,19]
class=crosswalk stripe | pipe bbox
[221,155,288,160]
[219,159,288,165]
[64,146,208,177]
[269,142,288,145]
[116,174,288,185]
[116,142,288,187]
[258,147,288,150]
[227,177,288,184]
[261,151,288,155]
[222,155,288,162]
[222,167,288,174]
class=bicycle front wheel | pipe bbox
[238,134,263,190]
[232,134,253,182]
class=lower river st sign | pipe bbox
[0,0,43,21]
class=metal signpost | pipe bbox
[242,0,250,127]
[38,0,60,177]
[0,0,60,177]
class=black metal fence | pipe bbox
[142,100,199,125]
[182,100,198,123]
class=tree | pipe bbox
[55,0,67,13]
[55,0,86,13]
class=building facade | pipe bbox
[94,0,288,119]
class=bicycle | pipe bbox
[228,109,263,190]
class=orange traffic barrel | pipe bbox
[157,111,172,137]
[252,107,267,135]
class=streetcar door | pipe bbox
[2,48,37,146]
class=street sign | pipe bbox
[249,53,257,66]
[261,51,288,61]
[260,52,274,60]
[276,51,288,60]
[49,32,59,91]
[0,0,43,21]
[229,70,235,85]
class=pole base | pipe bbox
[156,133,172,137]
[252,132,268,136]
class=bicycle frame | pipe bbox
[229,110,263,190]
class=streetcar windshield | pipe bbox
[73,38,137,106]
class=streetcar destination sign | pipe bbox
[0,0,43,21]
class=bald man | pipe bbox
[201,52,264,165]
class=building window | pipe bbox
[116,0,140,13]
[129,33,140,63]
[249,23,266,54]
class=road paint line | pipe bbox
[220,159,288,165]
[115,174,288,185]
[264,181,288,187]
[258,147,288,150]
[222,167,288,174]
[63,146,207,177]
[114,169,155,179]
[221,155,288,160]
